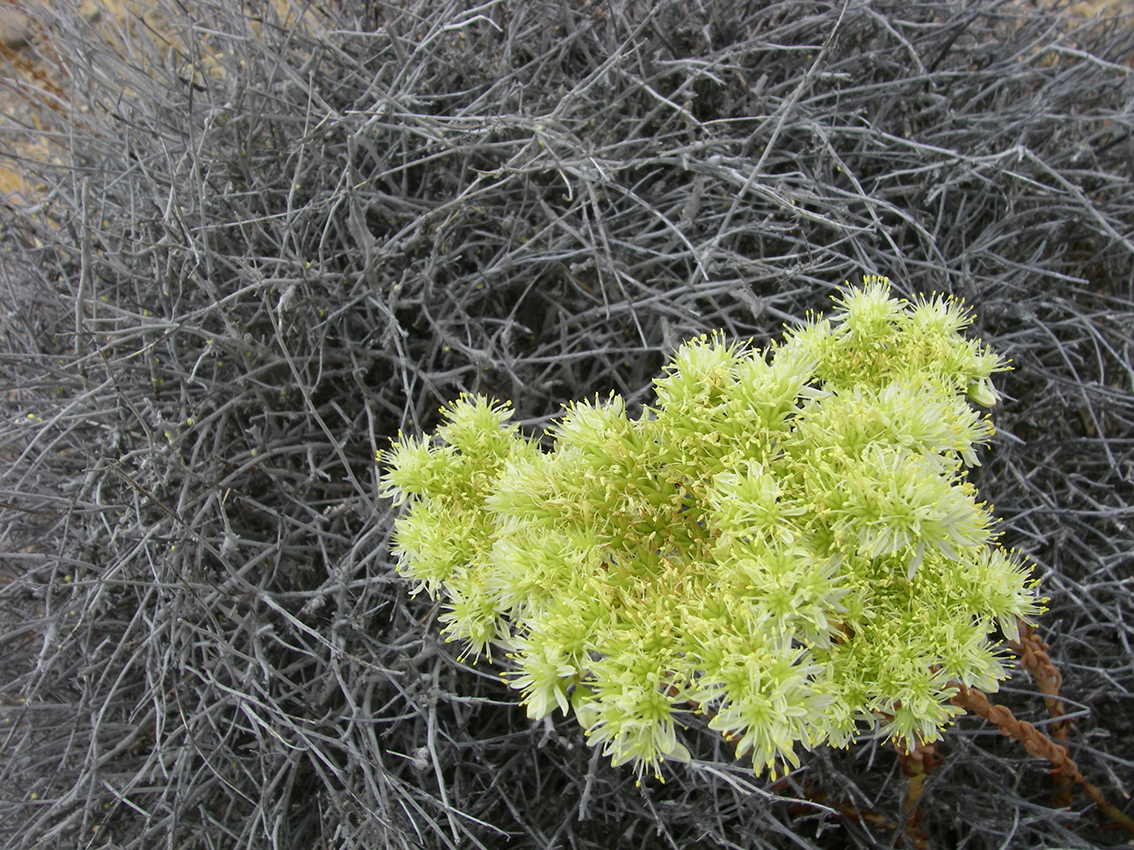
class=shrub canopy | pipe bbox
[1,1,1132,848]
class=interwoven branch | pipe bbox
[1,0,1132,848]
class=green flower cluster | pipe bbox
[380,277,1043,782]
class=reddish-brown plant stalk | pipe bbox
[949,683,1134,834]
[1005,619,1072,804]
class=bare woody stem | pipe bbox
[949,683,1134,835]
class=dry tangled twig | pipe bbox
[0,1,1132,848]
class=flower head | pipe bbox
[379,277,1040,782]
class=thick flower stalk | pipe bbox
[380,277,1043,782]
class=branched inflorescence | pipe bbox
[380,277,1043,782]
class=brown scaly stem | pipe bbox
[1006,619,1069,738]
[1005,618,1071,805]
[894,737,942,850]
[950,683,1134,834]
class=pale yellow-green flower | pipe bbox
[379,276,1039,781]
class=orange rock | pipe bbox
[0,164,24,197]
